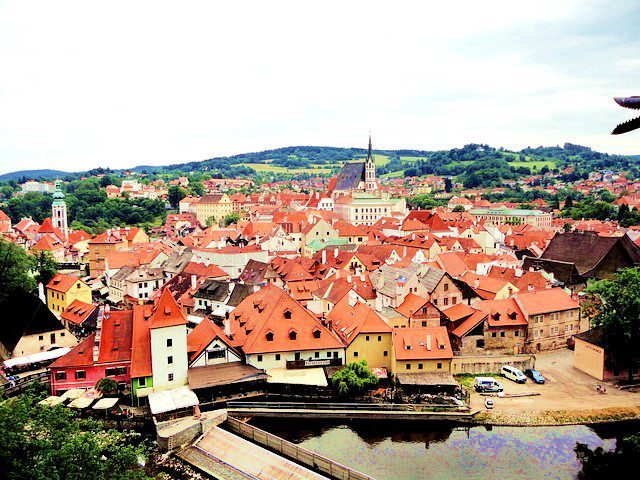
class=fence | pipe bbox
[226,401,462,411]
[3,371,50,397]
[226,416,376,480]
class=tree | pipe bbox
[564,194,574,209]
[0,384,151,480]
[0,239,36,303]
[223,212,241,227]
[452,205,466,213]
[575,434,640,479]
[585,268,640,381]
[32,250,58,287]
[331,360,378,397]
[95,377,119,396]
[167,185,186,209]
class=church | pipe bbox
[330,135,406,226]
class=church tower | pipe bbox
[51,180,68,240]
[365,133,377,192]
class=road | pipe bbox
[469,349,640,412]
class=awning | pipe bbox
[60,388,87,400]
[38,396,65,407]
[92,398,119,410]
[266,367,328,387]
[188,363,267,390]
[148,386,200,415]
[371,367,388,379]
[211,305,235,317]
[136,386,154,398]
[68,396,96,409]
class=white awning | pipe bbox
[211,305,235,317]
[68,396,95,409]
[266,367,328,387]
[38,396,65,407]
[4,347,71,369]
[92,398,119,410]
[148,386,199,415]
[60,388,87,400]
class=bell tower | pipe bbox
[51,180,68,240]
[365,133,377,192]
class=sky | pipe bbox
[0,0,639,175]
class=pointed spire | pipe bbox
[367,131,373,162]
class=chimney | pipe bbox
[38,282,45,303]
[426,334,432,351]
[528,285,534,292]
[515,267,523,277]
[348,291,358,307]
[334,248,339,259]
[347,275,352,283]
[224,317,231,337]
[474,278,480,289]
[360,274,365,281]
[191,274,197,291]
[107,228,111,237]
[322,249,327,264]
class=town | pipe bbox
[1,136,639,479]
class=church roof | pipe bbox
[334,162,365,191]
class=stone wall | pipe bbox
[156,409,227,451]
[451,354,535,374]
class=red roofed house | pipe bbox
[228,284,345,370]
[0,209,12,233]
[391,326,453,375]
[60,299,99,338]
[49,308,134,395]
[46,273,93,314]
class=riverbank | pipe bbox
[473,405,640,426]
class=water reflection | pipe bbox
[250,419,639,480]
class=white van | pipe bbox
[474,377,504,392]
[501,365,527,384]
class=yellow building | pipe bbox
[195,194,233,226]
[328,294,393,371]
[391,326,453,375]
[46,273,92,314]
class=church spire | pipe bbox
[367,131,372,161]
[365,132,377,192]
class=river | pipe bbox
[251,419,639,480]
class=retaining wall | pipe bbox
[451,354,535,374]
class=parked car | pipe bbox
[484,398,494,409]
[501,365,527,384]
[474,376,504,393]
[524,368,545,384]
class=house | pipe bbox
[573,326,640,381]
[49,308,134,395]
[60,300,99,338]
[187,318,242,367]
[393,293,442,328]
[88,227,149,277]
[195,194,233,226]
[460,272,519,300]
[0,209,12,233]
[228,284,345,370]
[514,288,582,352]
[327,293,393,370]
[524,232,640,288]
[391,326,454,375]
[46,273,92,314]
[0,291,78,359]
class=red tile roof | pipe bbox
[148,288,188,329]
[328,295,391,345]
[130,305,152,378]
[187,318,237,363]
[514,288,579,316]
[60,300,97,326]
[47,273,83,293]
[392,326,453,361]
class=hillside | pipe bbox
[0,169,71,182]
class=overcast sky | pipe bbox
[0,0,638,174]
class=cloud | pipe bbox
[0,0,638,174]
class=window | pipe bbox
[314,352,320,358]
[313,330,321,339]
[418,363,423,370]
[406,364,411,370]
[139,377,146,387]
[378,336,382,342]
[354,351,359,357]
[166,339,173,348]
[327,352,332,358]
[284,309,292,320]
[491,332,497,338]
[257,355,263,362]
[444,283,449,292]
[168,373,174,382]
[168,356,173,364]
[106,367,117,376]
[383,351,388,357]
[55,371,66,381]
[60,332,65,337]
[500,331,505,338]
[266,332,274,342]
[452,297,458,305]
[39,335,44,341]
[443,298,449,306]
[207,349,225,360]
[365,335,370,341]
[275,354,281,361]
[515,330,519,337]
[289,331,297,340]
[75,370,86,380]
[437,362,443,369]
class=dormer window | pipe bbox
[266,332,274,342]
[313,329,321,339]
[289,330,297,341]
[284,309,292,320]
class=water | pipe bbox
[251,419,639,480]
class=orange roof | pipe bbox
[148,289,188,329]
[0,209,10,221]
[392,326,453,361]
[99,309,134,363]
[130,304,152,378]
[476,297,527,328]
[60,300,97,326]
[187,318,236,363]
[47,273,82,293]
[328,295,392,345]
[229,284,343,354]
[33,235,64,252]
[182,261,229,279]
[394,293,431,318]
[514,288,579,316]
[442,303,477,322]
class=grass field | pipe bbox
[508,160,556,170]
[238,163,334,174]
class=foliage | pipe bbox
[167,185,186,209]
[95,378,119,396]
[0,386,151,480]
[585,268,640,380]
[562,195,615,221]
[407,194,446,210]
[32,250,58,286]
[452,205,466,212]
[223,212,241,227]
[575,434,640,479]
[0,239,36,303]
[331,360,378,397]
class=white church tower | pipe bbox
[365,133,378,192]
[52,180,68,240]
